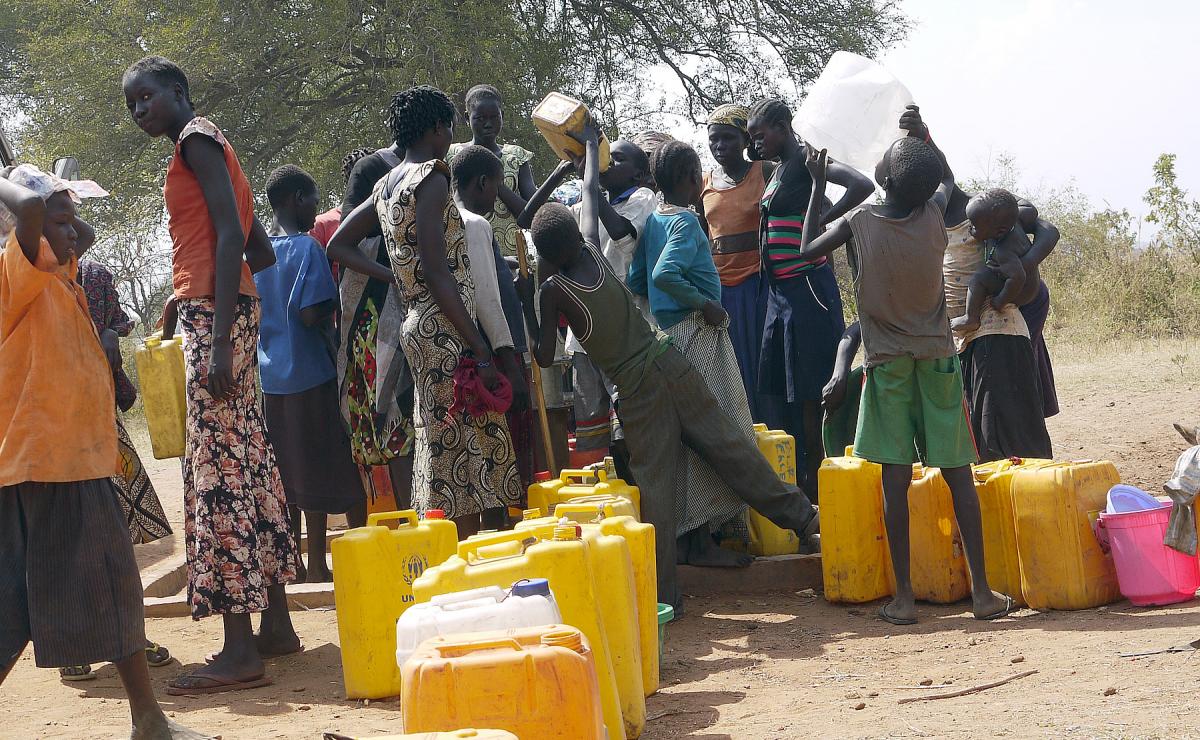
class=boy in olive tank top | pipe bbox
[795,106,1017,626]
[516,122,820,611]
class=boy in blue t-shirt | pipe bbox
[258,165,366,583]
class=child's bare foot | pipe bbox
[973,591,1018,621]
[878,596,917,625]
[951,314,981,334]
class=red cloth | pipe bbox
[449,356,513,420]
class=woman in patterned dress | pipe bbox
[328,86,521,538]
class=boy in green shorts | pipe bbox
[797,106,1017,625]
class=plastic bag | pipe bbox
[1163,445,1200,555]
[793,51,914,175]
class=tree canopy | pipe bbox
[0,0,906,321]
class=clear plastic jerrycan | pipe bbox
[332,510,458,699]
[133,332,187,459]
[972,458,1053,606]
[401,625,606,739]
[899,465,970,604]
[517,510,658,696]
[395,579,562,668]
[532,92,612,172]
[412,527,631,739]
[818,454,891,603]
[1012,460,1122,610]
[793,51,914,176]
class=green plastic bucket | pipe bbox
[657,603,675,662]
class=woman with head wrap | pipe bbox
[696,104,775,420]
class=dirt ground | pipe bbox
[3,337,1200,740]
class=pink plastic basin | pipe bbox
[1098,502,1200,606]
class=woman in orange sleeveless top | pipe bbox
[123,56,301,696]
[698,104,773,421]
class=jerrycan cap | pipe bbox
[534,470,553,482]
[521,508,544,520]
[553,524,582,540]
[511,578,551,598]
[424,509,446,520]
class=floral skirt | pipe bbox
[345,294,415,465]
[178,296,299,619]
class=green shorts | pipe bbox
[852,355,978,469]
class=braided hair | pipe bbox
[449,144,502,190]
[385,86,456,149]
[464,84,502,113]
[651,140,701,196]
[123,55,191,106]
[748,98,792,129]
[340,147,375,184]
[884,138,944,207]
[265,164,317,209]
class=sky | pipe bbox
[880,0,1199,228]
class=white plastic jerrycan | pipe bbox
[793,51,914,176]
[395,579,562,668]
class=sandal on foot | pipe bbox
[146,642,172,667]
[166,672,272,696]
[976,595,1019,621]
[877,603,917,626]
[59,665,96,681]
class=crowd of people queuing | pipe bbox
[0,52,1060,738]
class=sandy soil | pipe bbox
[3,337,1199,740]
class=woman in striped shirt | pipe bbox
[747,98,874,500]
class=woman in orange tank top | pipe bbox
[123,55,302,697]
[698,104,774,422]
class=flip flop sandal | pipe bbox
[59,665,96,681]
[145,642,172,667]
[165,673,273,696]
[877,603,918,626]
[976,595,1019,621]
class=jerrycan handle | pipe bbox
[435,636,524,658]
[560,468,606,484]
[366,509,420,528]
[458,529,543,563]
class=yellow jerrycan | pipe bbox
[511,521,646,734]
[527,469,597,518]
[1011,460,1121,610]
[818,454,891,603]
[899,465,970,604]
[532,92,613,172]
[331,510,458,699]
[724,425,801,556]
[972,458,1053,606]
[557,494,639,522]
[133,332,187,459]
[590,475,642,519]
[413,527,632,739]
[401,626,605,739]
[518,507,658,696]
